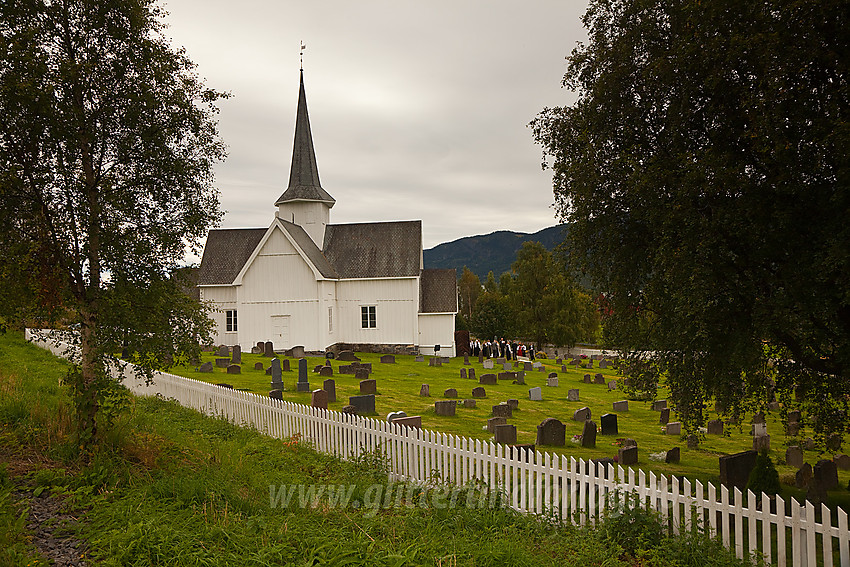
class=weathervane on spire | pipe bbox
[300,41,306,70]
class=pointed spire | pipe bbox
[275,69,335,207]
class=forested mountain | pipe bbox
[423,225,567,279]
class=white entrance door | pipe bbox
[271,315,290,349]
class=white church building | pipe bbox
[197,71,457,356]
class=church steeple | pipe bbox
[276,69,334,247]
[275,69,335,208]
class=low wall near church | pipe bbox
[326,342,418,356]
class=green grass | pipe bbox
[0,331,761,567]
[171,349,850,506]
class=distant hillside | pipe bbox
[424,225,567,279]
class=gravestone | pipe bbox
[593,373,605,385]
[341,405,358,415]
[311,389,328,410]
[349,394,375,415]
[651,400,667,411]
[814,459,839,490]
[803,437,816,451]
[319,366,333,377]
[393,415,422,429]
[264,341,274,357]
[355,367,370,381]
[468,368,476,381]
[613,400,629,412]
[583,374,592,384]
[751,423,767,436]
[753,434,771,452]
[786,446,804,469]
[496,358,506,365]
[834,454,850,470]
[435,400,456,417]
[547,376,559,387]
[528,387,543,401]
[472,387,486,398]
[506,399,519,411]
[687,434,700,449]
[464,354,470,365]
[254,362,264,371]
[498,372,516,381]
[487,417,507,433]
[443,388,458,398]
[513,371,525,385]
[199,362,213,373]
[659,408,670,425]
[216,383,233,389]
[503,363,512,371]
[269,389,283,400]
[556,358,563,365]
[251,346,260,355]
[788,410,802,423]
[795,463,813,489]
[460,368,467,379]
[787,422,801,437]
[600,413,618,435]
[494,424,517,445]
[479,373,497,385]
[719,450,758,490]
[462,399,476,408]
[215,358,230,368]
[337,350,359,361]
[297,359,310,392]
[524,362,533,371]
[226,364,241,375]
[607,380,617,391]
[573,407,591,421]
[483,359,494,370]
[581,420,597,448]
[323,379,336,403]
[752,411,765,424]
[666,422,682,435]
[707,419,724,435]
[619,445,638,465]
[360,379,377,395]
[216,345,229,357]
[492,403,512,418]
[415,355,425,363]
[287,346,306,358]
[478,353,484,364]
[270,358,282,386]
[282,359,290,372]
[313,364,324,374]
[380,354,396,364]
[665,447,680,464]
[537,418,566,446]
[599,360,609,369]
[386,411,407,422]
[568,389,580,401]
[230,345,241,364]
[827,433,843,452]
[622,438,637,448]
[256,342,264,354]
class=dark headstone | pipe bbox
[256,341,264,354]
[254,362,264,371]
[752,435,770,452]
[573,407,591,421]
[666,422,682,436]
[323,379,336,403]
[835,454,850,471]
[393,415,422,429]
[827,433,842,452]
[814,459,839,490]
[341,405,358,415]
[297,358,310,392]
[199,361,214,373]
[494,424,517,445]
[313,364,324,374]
[270,358,282,385]
[264,341,274,357]
[719,450,758,490]
[230,345,241,365]
[787,410,802,423]
[216,383,233,389]
[355,367,370,381]
[435,400,456,417]
[419,384,430,397]
[795,463,813,489]
[583,374,592,384]
[479,373,497,385]
[613,400,629,412]
[360,379,377,395]
[619,446,638,465]
[600,413,618,436]
[443,388,458,398]
[337,350,359,361]
[462,399,476,408]
[513,371,525,385]
[568,389,579,401]
[506,398,519,411]
[349,394,376,415]
[280,359,290,372]
[786,446,804,469]
[581,420,597,448]
[651,399,667,411]
[707,419,724,435]
[687,434,700,449]
[468,368,476,381]
[269,389,283,400]
[659,408,670,424]
[464,354,470,365]
[472,387,486,398]
[226,364,241,375]
[216,345,229,357]
[787,421,801,437]
[215,358,230,368]
[536,418,566,446]
[498,371,517,381]
[487,417,507,433]
[415,355,425,363]
[311,389,328,410]
[460,368,467,379]
[380,354,396,364]
[665,447,680,464]
[752,411,765,424]
[593,373,605,385]
[492,403,512,419]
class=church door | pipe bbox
[271,315,290,349]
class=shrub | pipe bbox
[602,501,665,557]
[747,450,780,496]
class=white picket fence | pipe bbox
[24,330,850,566]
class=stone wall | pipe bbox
[326,342,418,356]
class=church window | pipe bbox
[226,310,238,332]
[361,306,376,329]
[328,307,333,333]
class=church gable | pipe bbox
[198,228,266,286]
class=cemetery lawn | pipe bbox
[0,332,758,567]
[177,350,850,507]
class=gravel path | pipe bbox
[14,487,89,566]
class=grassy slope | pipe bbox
[174,349,850,505]
[0,331,758,567]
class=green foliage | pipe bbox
[457,266,481,322]
[747,451,781,497]
[0,0,226,447]
[602,501,665,557]
[469,291,515,340]
[532,0,850,437]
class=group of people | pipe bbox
[469,338,535,361]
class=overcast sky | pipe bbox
[161,0,589,251]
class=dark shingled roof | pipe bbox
[323,221,422,278]
[197,228,267,285]
[274,70,335,207]
[420,268,458,313]
[277,219,338,278]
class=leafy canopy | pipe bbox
[532,0,850,436]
